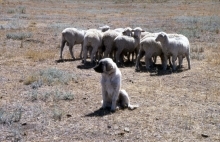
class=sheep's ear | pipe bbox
[160,32,166,37]
[105,62,113,72]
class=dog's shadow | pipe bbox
[85,108,113,117]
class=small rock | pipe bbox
[201,134,209,138]
[113,125,119,130]
[21,122,27,126]
[117,132,125,136]
[124,127,130,133]
[66,114,72,118]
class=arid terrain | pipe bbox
[0,0,220,141]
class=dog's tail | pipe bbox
[120,89,139,110]
[128,104,139,110]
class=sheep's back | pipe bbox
[140,37,162,55]
[114,36,135,51]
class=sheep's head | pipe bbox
[122,27,132,36]
[132,27,145,38]
[155,32,167,43]
[99,25,110,32]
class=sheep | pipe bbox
[136,32,166,71]
[114,27,144,66]
[136,32,187,71]
[102,27,133,59]
[82,29,104,64]
[60,28,86,60]
[155,32,191,71]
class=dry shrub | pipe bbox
[23,75,38,85]
[207,52,220,65]
[206,43,220,65]
[25,49,56,61]
[24,68,75,86]
[0,48,7,57]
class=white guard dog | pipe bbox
[94,58,139,112]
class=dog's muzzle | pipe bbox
[93,63,103,73]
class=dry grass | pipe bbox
[24,48,56,61]
[0,0,219,141]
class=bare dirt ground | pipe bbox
[0,0,220,141]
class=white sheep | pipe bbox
[114,27,144,66]
[60,28,86,60]
[82,29,104,64]
[136,33,166,71]
[155,32,191,70]
[102,27,133,59]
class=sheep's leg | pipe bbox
[135,51,142,71]
[153,56,157,64]
[145,55,150,70]
[112,50,116,61]
[149,57,154,67]
[134,49,139,63]
[82,46,87,64]
[104,45,111,58]
[172,55,177,71]
[109,51,114,59]
[115,50,121,65]
[178,55,183,68]
[60,40,66,59]
[68,45,75,60]
[131,52,134,63]
[104,50,109,58]
[127,52,131,62]
[161,55,168,70]
[161,55,167,71]
[90,48,97,64]
[79,44,83,59]
[98,48,103,61]
[186,54,191,69]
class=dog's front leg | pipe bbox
[102,88,108,109]
[111,90,119,112]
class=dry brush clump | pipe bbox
[24,48,56,61]
[6,32,32,40]
[27,89,74,102]
[190,43,205,60]
[205,42,220,66]
[0,107,22,125]
[24,68,77,86]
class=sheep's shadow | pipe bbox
[136,64,187,76]
[55,58,81,63]
[149,65,188,76]
[77,62,97,70]
[85,108,113,117]
[117,61,136,68]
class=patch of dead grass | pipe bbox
[24,49,56,61]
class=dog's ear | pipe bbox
[105,61,113,72]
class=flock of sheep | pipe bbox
[59,25,191,71]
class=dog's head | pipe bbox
[93,58,115,74]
